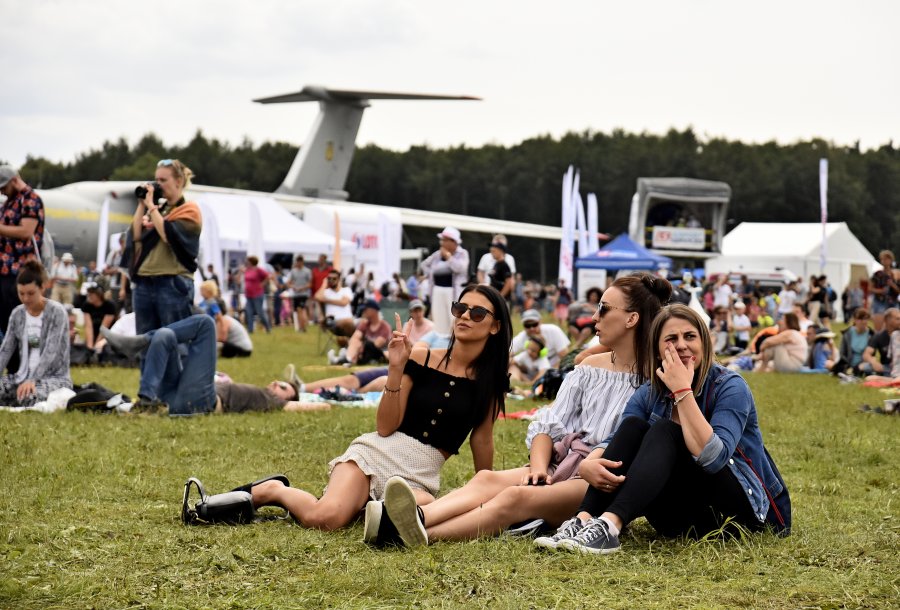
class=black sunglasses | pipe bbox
[597,302,629,317]
[451,301,495,323]
[523,321,540,329]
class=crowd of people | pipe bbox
[12,156,900,557]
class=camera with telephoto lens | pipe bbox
[134,182,163,204]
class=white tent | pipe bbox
[196,193,357,284]
[706,222,876,314]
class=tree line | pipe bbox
[15,128,900,280]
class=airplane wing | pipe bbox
[254,86,481,104]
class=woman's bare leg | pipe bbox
[303,374,361,392]
[427,478,589,541]
[420,467,529,527]
[251,462,371,531]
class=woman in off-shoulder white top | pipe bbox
[368,272,673,547]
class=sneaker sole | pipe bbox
[533,536,565,550]
[557,539,620,554]
[505,518,545,538]
[383,476,427,547]
[362,501,381,545]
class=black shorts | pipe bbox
[292,295,309,309]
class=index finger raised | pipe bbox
[394,312,403,331]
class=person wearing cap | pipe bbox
[0,165,45,341]
[50,253,79,305]
[486,242,513,300]
[510,309,571,368]
[406,299,434,343]
[420,227,469,335]
[341,299,392,365]
[476,234,516,287]
[804,326,838,372]
[126,158,201,335]
[731,300,752,351]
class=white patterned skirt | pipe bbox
[328,431,445,500]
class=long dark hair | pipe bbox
[440,284,513,422]
[612,272,673,383]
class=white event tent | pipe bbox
[705,222,876,311]
[196,193,358,286]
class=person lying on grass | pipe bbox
[533,303,791,554]
[205,284,512,530]
[367,273,672,547]
[0,260,72,407]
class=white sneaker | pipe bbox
[327,349,338,365]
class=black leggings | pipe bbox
[579,417,762,538]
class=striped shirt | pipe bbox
[525,365,638,450]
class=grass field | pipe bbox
[1,324,898,609]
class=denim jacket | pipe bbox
[601,364,791,535]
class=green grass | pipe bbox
[1,325,899,609]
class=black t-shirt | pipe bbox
[868,330,892,365]
[489,260,511,294]
[81,299,116,331]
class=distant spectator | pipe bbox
[310,254,333,324]
[509,334,550,384]
[554,279,573,326]
[406,299,434,343]
[842,280,865,323]
[710,305,731,354]
[806,326,838,371]
[731,301,752,350]
[833,308,873,374]
[712,275,733,309]
[477,233,516,287]
[199,280,252,358]
[860,307,899,375]
[511,309,570,368]
[777,281,798,321]
[792,303,813,333]
[757,312,808,373]
[315,268,356,340]
[870,250,900,331]
[420,227,469,335]
[50,253,78,306]
[288,255,312,332]
[243,256,271,334]
[567,287,602,348]
[81,285,117,359]
[336,299,391,366]
[486,242,513,300]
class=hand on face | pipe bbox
[657,340,695,392]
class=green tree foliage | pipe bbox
[18,129,899,279]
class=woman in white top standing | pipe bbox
[366,272,673,547]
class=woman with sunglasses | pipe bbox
[365,273,672,547]
[205,284,512,530]
[126,158,202,334]
[539,303,790,554]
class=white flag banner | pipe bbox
[587,193,599,254]
[96,197,111,272]
[574,190,589,257]
[558,166,575,285]
[819,158,828,271]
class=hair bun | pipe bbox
[643,274,673,303]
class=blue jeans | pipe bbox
[139,314,216,415]
[133,275,195,335]
[245,295,271,333]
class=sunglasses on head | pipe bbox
[157,159,175,167]
[597,302,629,317]
[523,321,540,329]
[450,301,494,323]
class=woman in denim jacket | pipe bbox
[535,303,791,553]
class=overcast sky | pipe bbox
[3,0,898,169]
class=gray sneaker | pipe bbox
[534,517,585,550]
[558,517,620,554]
[383,476,427,547]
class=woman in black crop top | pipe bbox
[227,285,512,532]
[369,272,673,547]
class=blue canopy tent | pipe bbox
[573,234,672,296]
[575,234,673,271]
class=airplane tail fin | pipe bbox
[254,86,479,200]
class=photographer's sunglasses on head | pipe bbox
[450,301,494,323]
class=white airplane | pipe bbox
[35,85,562,266]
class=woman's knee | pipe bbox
[646,418,682,441]
[302,504,353,531]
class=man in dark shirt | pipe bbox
[861,307,899,374]
[487,242,513,299]
[81,286,118,357]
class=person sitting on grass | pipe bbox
[365,273,671,548]
[198,280,253,358]
[0,261,72,407]
[756,312,808,373]
[567,287,602,349]
[533,303,791,554]
[508,334,551,386]
[331,299,391,366]
[205,284,512,531]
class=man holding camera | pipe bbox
[0,165,45,343]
